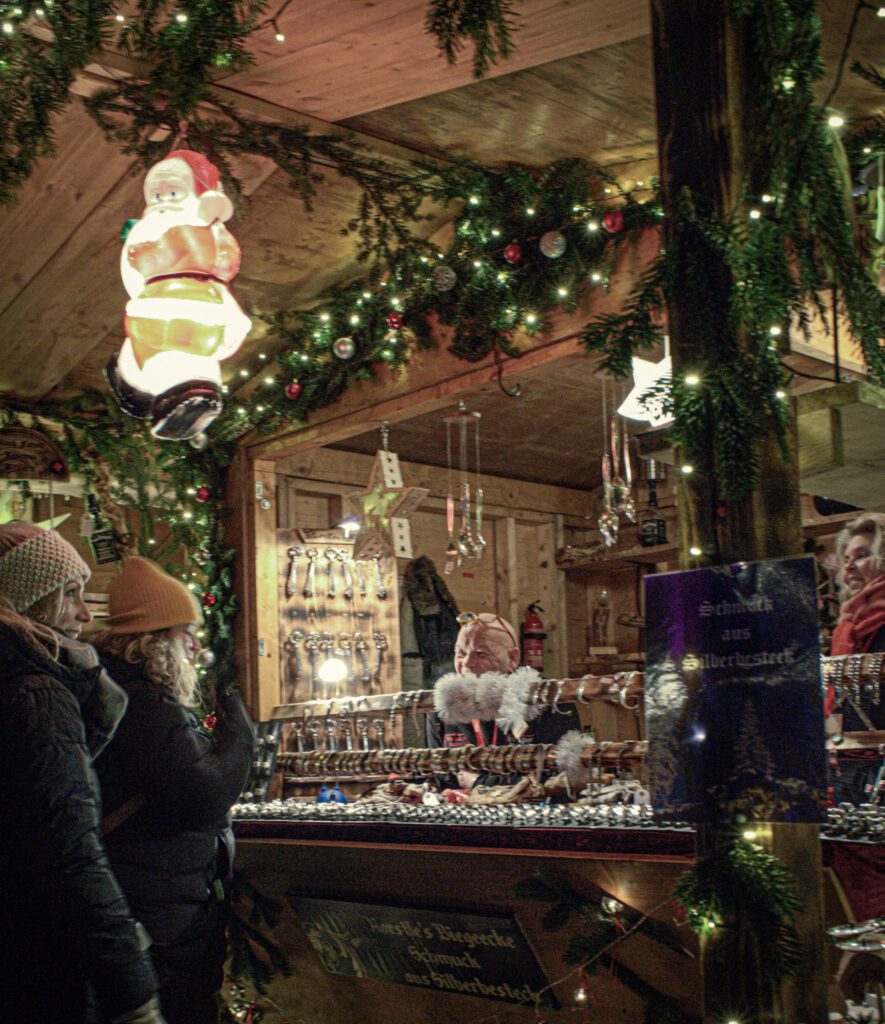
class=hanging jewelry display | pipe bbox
[610,403,636,523]
[598,379,619,547]
[443,401,485,570]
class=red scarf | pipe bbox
[825,576,885,717]
[831,575,885,655]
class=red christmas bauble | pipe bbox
[203,713,217,731]
[49,459,65,475]
[504,242,522,264]
[202,593,218,608]
[195,486,210,503]
[602,209,625,234]
[285,381,302,401]
[386,312,404,330]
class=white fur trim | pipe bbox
[434,667,543,727]
[495,666,543,733]
[554,729,592,788]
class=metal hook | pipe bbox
[493,348,521,398]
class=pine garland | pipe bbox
[425,0,519,79]
[583,0,885,502]
[672,833,805,983]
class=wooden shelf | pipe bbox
[558,539,679,571]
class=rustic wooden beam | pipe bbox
[651,2,826,1021]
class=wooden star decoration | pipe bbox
[348,448,429,560]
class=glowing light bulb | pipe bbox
[828,113,845,128]
[318,656,349,684]
[468,195,480,205]
[685,374,700,386]
[319,312,330,322]
[557,287,568,297]
[681,464,694,474]
[749,208,761,220]
[525,206,535,216]
[742,829,757,841]
[275,30,285,42]
[769,325,782,336]
[525,313,537,325]
[175,11,188,23]
[689,546,702,556]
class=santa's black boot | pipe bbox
[150,380,223,441]
[105,354,153,419]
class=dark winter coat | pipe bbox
[0,622,158,1024]
[94,656,255,946]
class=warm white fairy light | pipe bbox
[275,29,285,42]
[175,11,188,23]
[682,464,694,475]
[557,287,568,297]
[742,829,757,840]
[828,113,845,128]
[769,325,782,336]
[362,290,371,299]
[319,312,330,322]
[468,195,480,206]
[491,227,501,237]
[590,271,602,282]
[689,546,702,556]
[749,208,761,220]
[775,390,786,399]
[2,21,13,33]
[587,219,599,231]
[115,12,125,21]
[685,374,700,386]
[525,206,535,216]
[239,368,249,377]
[349,314,359,325]
[472,260,482,269]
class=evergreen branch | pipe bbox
[425,0,520,78]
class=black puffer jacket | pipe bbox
[94,657,255,945]
[0,622,158,1023]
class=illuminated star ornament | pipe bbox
[348,448,429,560]
[617,354,674,429]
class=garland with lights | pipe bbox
[582,0,885,502]
[671,833,805,986]
[0,397,240,707]
[513,873,699,1023]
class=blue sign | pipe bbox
[644,555,826,822]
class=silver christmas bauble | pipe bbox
[189,432,210,451]
[539,230,567,258]
[431,264,457,291]
[196,649,216,668]
[333,336,356,360]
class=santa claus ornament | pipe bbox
[106,149,252,440]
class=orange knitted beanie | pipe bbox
[106,556,202,634]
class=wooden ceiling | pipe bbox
[0,1,880,486]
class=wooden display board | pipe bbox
[277,528,401,711]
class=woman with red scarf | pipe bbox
[829,513,885,803]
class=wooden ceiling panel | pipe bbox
[329,359,623,491]
[219,0,650,121]
[341,39,657,168]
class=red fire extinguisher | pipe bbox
[521,602,546,670]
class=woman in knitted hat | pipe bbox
[0,524,164,1024]
[91,556,254,1024]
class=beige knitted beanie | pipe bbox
[106,556,202,634]
[0,523,91,613]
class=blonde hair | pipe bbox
[835,513,885,595]
[91,629,199,707]
[0,581,80,661]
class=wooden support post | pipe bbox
[651,1,826,1020]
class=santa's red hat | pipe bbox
[164,149,221,196]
